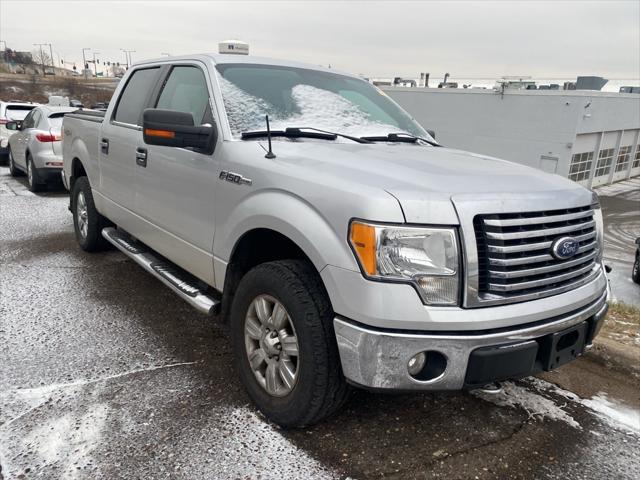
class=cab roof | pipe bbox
[135,53,361,80]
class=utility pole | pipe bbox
[33,43,48,74]
[82,47,91,79]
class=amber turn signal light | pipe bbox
[144,128,175,139]
[349,222,377,276]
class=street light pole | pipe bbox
[92,51,100,76]
[82,47,91,79]
[120,49,128,69]
[127,50,135,66]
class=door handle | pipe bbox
[135,148,147,167]
[100,138,109,154]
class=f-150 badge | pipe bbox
[219,171,252,186]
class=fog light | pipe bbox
[408,352,426,376]
[408,351,448,381]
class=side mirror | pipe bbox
[427,129,436,140]
[5,121,19,131]
[142,109,216,154]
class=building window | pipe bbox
[594,148,615,178]
[568,151,594,182]
[615,145,632,173]
[633,148,640,169]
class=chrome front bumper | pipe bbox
[334,289,608,391]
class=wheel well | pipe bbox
[220,228,316,321]
[70,158,86,190]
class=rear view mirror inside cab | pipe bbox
[142,108,217,154]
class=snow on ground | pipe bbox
[475,377,640,435]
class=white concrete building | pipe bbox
[383,87,640,187]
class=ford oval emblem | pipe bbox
[551,236,579,260]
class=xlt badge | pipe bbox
[219,170,252,186]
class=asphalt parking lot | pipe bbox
[1,168,639,480]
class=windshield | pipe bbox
[215,63,427,139]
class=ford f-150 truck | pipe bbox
[62,54,609,428]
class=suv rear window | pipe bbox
[113,67,160,125]
[5,106,35,120]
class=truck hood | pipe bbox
[266,141,593,224]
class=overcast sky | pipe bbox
[1,0,639,80]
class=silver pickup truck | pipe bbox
[62,54,609,428]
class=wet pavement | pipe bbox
[1,167,639,480]
[597,178,640,307]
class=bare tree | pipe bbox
[32,49,52,73]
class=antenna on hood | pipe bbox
[264,115,276,159]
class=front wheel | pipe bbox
[72,176,111,252]
[231,260,350,428]
[633,255,640,284]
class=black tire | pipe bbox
[26,155,42,192]
[231,260,350,428]
[633,255,640,284]
[8,147,23,177]
[71,176,111,252]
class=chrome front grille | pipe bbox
[473,205,600,304]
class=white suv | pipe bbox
[0,101,38,158]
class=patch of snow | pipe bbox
[529,378,640,434]
[581,393,640,434]
[218,76,407,139]
[473,381,582,429]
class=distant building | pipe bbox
[383,87,640,187]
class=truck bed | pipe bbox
[65,109,105,123]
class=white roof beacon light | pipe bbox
[218,40,249,55]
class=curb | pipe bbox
[586,336,640,378]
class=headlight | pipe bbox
[349,221,460,305]
[592,192,604,263]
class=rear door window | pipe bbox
[156,66,210,125]
[113,67,160,125]
[5,105,35,121]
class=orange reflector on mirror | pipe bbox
[145,128,175,138]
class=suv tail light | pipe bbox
[36,133,62,142]
[0,118,8,125]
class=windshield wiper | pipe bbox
[360,132,440,147]
[241,127,372,144]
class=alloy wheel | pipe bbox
[27,159,34,187]
[244,294,300,397]
[76,191,89,239]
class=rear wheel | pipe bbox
[231,260,350,428]
[8,148,22,177]
[633,255,640,284]
[72,176,111,252]
[27,155,42,192]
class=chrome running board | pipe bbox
[102,227,220,315]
